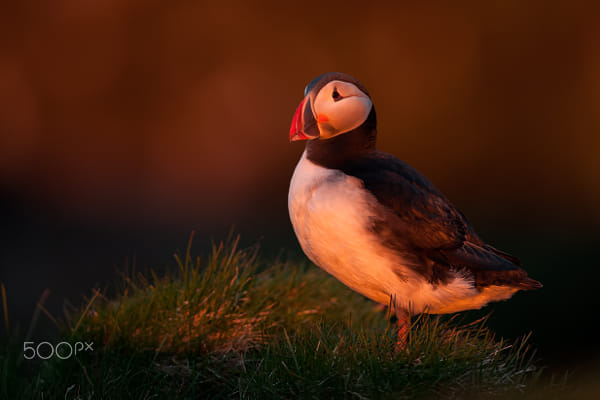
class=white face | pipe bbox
[311,80,373,139]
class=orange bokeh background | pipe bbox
[1,1,598,232]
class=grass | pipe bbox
[1,234,550,399]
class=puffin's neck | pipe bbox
[306,109,377,169]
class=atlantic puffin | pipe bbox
[288,72,541,345]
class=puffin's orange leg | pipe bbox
[395,308,411,351]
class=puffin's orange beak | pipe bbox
[289,97,319,141]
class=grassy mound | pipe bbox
[2,235,543,399]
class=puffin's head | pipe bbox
[290,72,375,141]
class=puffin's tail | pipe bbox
[437,242,543,290]
[515,276,543,290]
[483,244,542,290]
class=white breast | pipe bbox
[288,151,483,314]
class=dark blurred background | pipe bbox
[1,0,599,373]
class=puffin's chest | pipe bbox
[287,153,405,304]
[288,153,374,258]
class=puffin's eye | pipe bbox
[332,88,342,101]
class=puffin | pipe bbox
[288,72,541,345]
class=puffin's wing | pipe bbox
[341,151,473,251]
[341,152,541,288]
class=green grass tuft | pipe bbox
[1,235,548,399]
